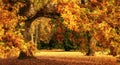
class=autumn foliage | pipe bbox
[0,1,36,58]
[0,0,120,58]
[57,0,120,55]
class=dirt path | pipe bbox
[38,56,119,65]
[0,56,119,65]
[0,52,119,65]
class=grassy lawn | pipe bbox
[35,49,113,58]
[34,50,119,65]
[0,50,119,65]
[35,51,84,58]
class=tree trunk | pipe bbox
[86,36,95,56]
[18,41,37,59]
[109,46,117,56]
[18,51,36,59]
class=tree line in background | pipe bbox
[0,0,120,59]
